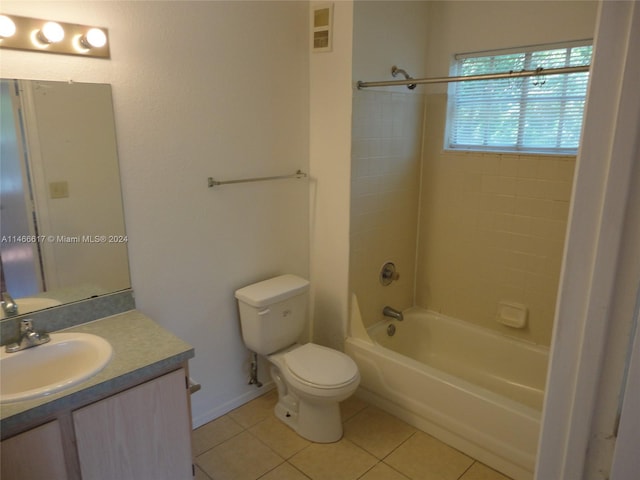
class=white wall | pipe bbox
[425,0,599,93]
[0,1,310,427]
[353,0,430,85]
[309,1,354,350]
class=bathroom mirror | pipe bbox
[0,79,130,318]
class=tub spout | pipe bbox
[383,306,404,321]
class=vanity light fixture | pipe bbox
[37,21,65,44]
[80,28,107,49]
[0,14,110,58]
[0,15,16,38]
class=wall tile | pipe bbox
[350,90,424,327]
[516,156,539,177]
[352,90,574,346]
[415,95,576,345]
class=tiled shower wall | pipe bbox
[416,94,574,346]
[350,90,424,327]
[350,91,573,346]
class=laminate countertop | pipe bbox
[0,310,194,438]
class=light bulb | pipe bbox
[38,21,64,43]
[0,15,16,38]
[80,28,106,48]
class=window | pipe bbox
[446,42,592,154]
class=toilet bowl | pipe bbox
[235,274,360,443]
[268,343,360,442]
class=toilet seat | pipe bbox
[283,343,359,389]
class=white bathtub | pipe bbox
[345,302,549,480]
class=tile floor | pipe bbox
[192,390,512,480]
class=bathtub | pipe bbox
[344,301,549,480]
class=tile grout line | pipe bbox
[370,430,418,480]
[193,463,214,480]
[192,415,247,459]
[193,394,510,480]
[456,460,477,480]
[244,415,312,461]
[256,460,314,480]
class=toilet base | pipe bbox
[275,396,343,443]
[271,366,344,443]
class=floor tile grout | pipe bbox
[193,423,246,459]
[349,428,417,480]
[457,461,477,480]
[193,393,513,480]
[197,404,408,480]
[246,418,309,461]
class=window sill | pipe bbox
[443,147,577,158]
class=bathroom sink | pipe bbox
[0,297,62,319]
[0,332,112,404]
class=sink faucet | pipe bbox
[5,319,51,353]
[1,291,18,315]
[383,306,404,321]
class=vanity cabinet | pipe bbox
[1,368,193,480]
[0,420,69,479]
[73,368,193,479]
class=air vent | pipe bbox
[312,3,333,52]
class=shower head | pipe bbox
[391,65,417,90]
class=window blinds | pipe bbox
[447,43,592,154]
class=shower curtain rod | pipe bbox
[356,65,590,90]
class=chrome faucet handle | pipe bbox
[20,319,34,333]
[380,262,400,286]
[21,319,50,344]
[1,291,18,314]
[5,319,51,353]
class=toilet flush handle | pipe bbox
[258,309,271,316]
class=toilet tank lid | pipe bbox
[235,274,309,308]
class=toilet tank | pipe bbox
[235,274,310,355]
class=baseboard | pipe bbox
[191,381,275,429]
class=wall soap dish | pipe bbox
[497,301,528,328]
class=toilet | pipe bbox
[235,274,360,443]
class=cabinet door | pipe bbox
[73,368,192,480]
[1,420,68,480]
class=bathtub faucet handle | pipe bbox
[387,271,400,281]
[380,262,400,286]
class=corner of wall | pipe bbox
[309,0,354,350]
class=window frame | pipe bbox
[444,40,593,156]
